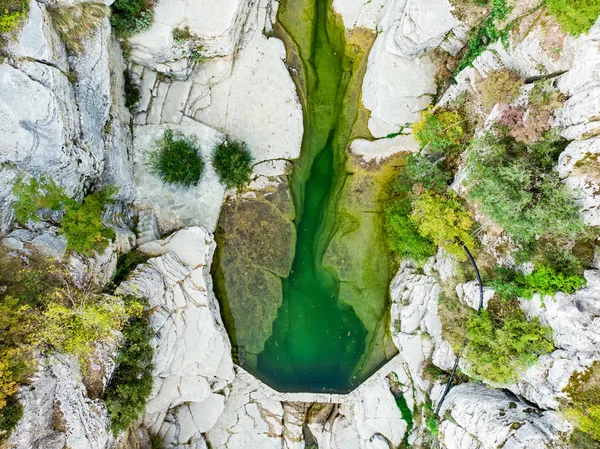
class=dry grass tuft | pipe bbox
[48,2,109,53]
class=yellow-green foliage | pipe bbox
[480,70,524,111]
[12,175,69,224]
[60,187,117,256]
[545,0,600,35]
[410,191,476,260]
[0,247,139,424]
[564,362,600,442]
[465,309,554,384]
[48,2,110,53]
[0,0,28,34]
[412,108,466,153]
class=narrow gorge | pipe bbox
[1,0,600,448]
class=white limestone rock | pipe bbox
[350,134,419,162]
[519,270,600,354]
[390,264,456,371]
[556,20,600,141]
[332,0,386,31]
[361,0,460,137]
[438,384,570,449]
[8,355,114,449]
[557,137,600,226]
[132,121,226,233]
[456,281,494,311]
[191,32,303,176]
[206,370,285,449]
[128,0,263,75]
[118,227,235,448]
[394,0,460,58]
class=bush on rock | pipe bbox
[480,69,524,111]
[110,0,153,38]
[212,140,254,188]
[412,108,467,153]
[48,2,109,53]
[465,309,554,384]
[0,0,28,35]
[564,361,600,442]
[104,296,154,434]
[545,0,600,35]
[148,129,205,187]
[60,186,117,256]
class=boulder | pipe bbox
[557,137,600,226]
[118,227,235,448]
[8,354,115,449]
[438,383,570,449]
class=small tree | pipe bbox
[410,191,477,259]
[147,129,204,187]
[212,140,253,188]
[412,108,466,153]
[60,187,117,256]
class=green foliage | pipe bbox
[465,309,554,384]
[12,175,69,224]
[60,187,117,256]
[385,197,437,263]
[48,3,109,53]
[424,401,439,436]
[395,394,414,432]
[545,0,600,35]
[148,129,204,187]
[124,70,140,110]
[455,0,512,75]
[400,153,453,193]
[105,297,154,434]
[466,132,586,246]
[480,69,524,111]
[0,397,23,442]
[0,0,28,34]
[490,265,587,300]
[563,361,600,441]
[114,250,149,285]
[110,0,153,38]
[412,108,467,153]
[410,191,476,260]
[212,140,254,188]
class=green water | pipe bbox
[255,0,368,392]
[212,0,394,393]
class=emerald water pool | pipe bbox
[212,0,396,393]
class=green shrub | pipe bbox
[105,297,154,434]
[0,397,23,442]
[212,140,254,188]
[490,265,587,300]
[42,299,131,363]
[545,0,600,35]
[385,197,437,263]
[148,129,204,187]
[123,70,140,110]
[48,3,109,53]
[465,309,554,384]
[411,191,477,260]
[110,0,153,38]
[60,187,117,256]
[113,250,149,285]
[466,132,586,246]
[480,69,524,111]
[412,108,466,153]
[0,0,28,34]
[455,0,512,75]
[12,175,69,224]
[400,153,453,193]
[563,361,600,441]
